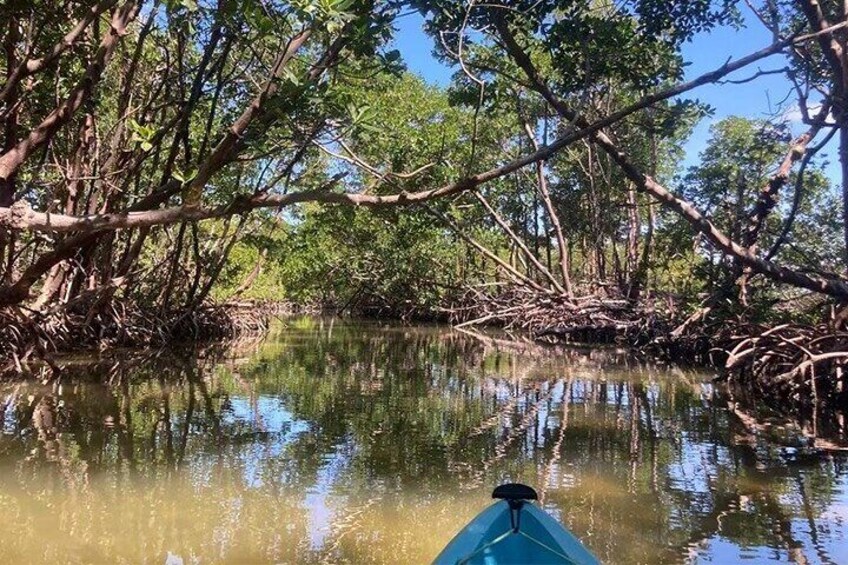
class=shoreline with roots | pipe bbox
[445,285,848,415]
[3,290,848,420]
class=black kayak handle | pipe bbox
[492,483,538,533]
[492,482,538,502]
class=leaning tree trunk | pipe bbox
[840,120,848,272]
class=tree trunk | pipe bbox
[160,222,188,314]
[840,122,848,271]
[626,182,639,290]
[0,13,19,283]
[522,120,573,297]
[473,190,565,294]
[231,248,267,299]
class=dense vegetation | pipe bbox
[2,0,848,407]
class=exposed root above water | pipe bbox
[446,285,848,413]
[0,301,296,373]
[721,322,848,412]
[447,285,671,346]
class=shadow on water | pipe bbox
[0,317,846,564]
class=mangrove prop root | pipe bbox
[450,284,848,413]
[447,284,670,346]
[722,322,848,411]
[0,300,298,373]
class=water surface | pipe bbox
[1,318,846,564]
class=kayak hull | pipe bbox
[433,500,599,565]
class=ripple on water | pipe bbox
[0,317,846,564]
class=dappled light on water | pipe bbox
[1,318,846,564]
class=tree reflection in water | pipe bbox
[0,317,846,564]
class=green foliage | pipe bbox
[683,116,840,277]
[211,231,291,301]
[278,205,466,314]
[3,0,843,329]
[414,0,739,90]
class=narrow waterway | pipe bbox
[0,318,846,564]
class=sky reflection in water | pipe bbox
[0,318,846,564]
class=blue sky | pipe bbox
[390,8,839,181]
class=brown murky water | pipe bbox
[1,318,846,564]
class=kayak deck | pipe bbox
[434,486,599,565]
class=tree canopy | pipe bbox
[1,0,847,336]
